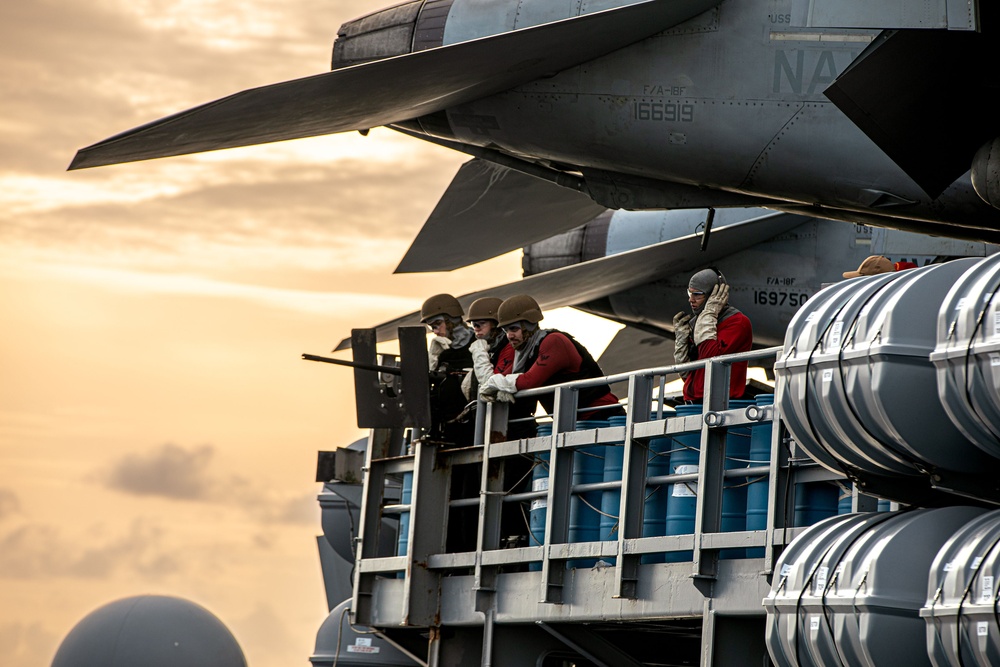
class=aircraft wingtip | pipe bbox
[333,337,352,352]
[67,151,89,171]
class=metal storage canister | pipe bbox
[922,509,1000,667]
[311,599,416,666]
[775,277,868,475]
[808,270,921,476]
[763,512,888,667]
[777,260,999,502]
[931,253,1000,459]
[840,260,994,475]
[823,506,986,667]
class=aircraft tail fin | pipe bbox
[395,159,606,273]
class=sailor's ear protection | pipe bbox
[710,266,727,286]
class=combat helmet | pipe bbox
[466,297,503,323]
[420,294,463,323]
[497,295,544,327]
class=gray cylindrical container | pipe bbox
[840,260,995,473]
[774,276,877,475]
[807,271,920,476]
[776,260,999,500]
[932,253,1000,459]
[311,599,418,666]
[921,509,1000,667]
[824,506,986,667]
[763,512,890,667]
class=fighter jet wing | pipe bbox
[333,209,812,350]
[69,0,723,170]
[395,159,606,273]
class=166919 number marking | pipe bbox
[754,291,809,307]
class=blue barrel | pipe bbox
[837,484,853,515]
[720,399,754,559]
[395,472,413,578]
[568,419,607,568]
[664,405,703,562]
[643,410,675,564]
[528,423,552,572]
[745,394,774,557]
[836,487,892,514]
[598,415,628,565]
[794,481,839,526]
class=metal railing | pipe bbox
[350,345,848,628]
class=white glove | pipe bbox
[481,389,516,404]
[427,335,452,371]
[673,311,692,365]
[461,370,474,400]
[693,284,729,345]
[469,338,494,386]
[480,373,520,398]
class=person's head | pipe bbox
[420,293,464,339]
[687,268,725,314]
[497,294,544,349]
[466,297,503,340]
[843,255,892,279]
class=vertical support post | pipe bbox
[480,608,495,667]
[851,485,880,512]
[764,396,791,575]
[484,401,509,445]
[474,434,504,610]
[427,627,442,667]
[700,601,717,666]
[615,374,653,599]
[352,427,399,626]
[402,438,450,626]
[541,386,578,604]
[692,360,730,583]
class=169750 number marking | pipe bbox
[634,101,694,122]
[754,291,809,307]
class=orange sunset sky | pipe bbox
[1,2,632,665]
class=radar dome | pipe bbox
[52,595,246,667]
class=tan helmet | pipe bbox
[466,297,503,323]
[497,294,544,327]
[420,294,463,323]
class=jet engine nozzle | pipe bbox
[332,0,450,70]
[971,137,1000,212]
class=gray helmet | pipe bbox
[466,297,503,323]
[420,294,463,323]
[688,268,725,294]
[497,294,544,327]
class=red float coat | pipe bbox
[512,331,621,417]
[682,311,753,401]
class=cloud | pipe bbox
[0,621,58,667]
[102,443,216,500]
[0,519,178,579]
[0,489,20,521]
[259,491,321,526]
[98,445,321,526]
[233,603,299,665]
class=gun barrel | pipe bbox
[301,353,403,375]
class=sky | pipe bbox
[0,2,626,665]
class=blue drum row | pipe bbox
[523,394,873,566]
[398,394,886,568]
